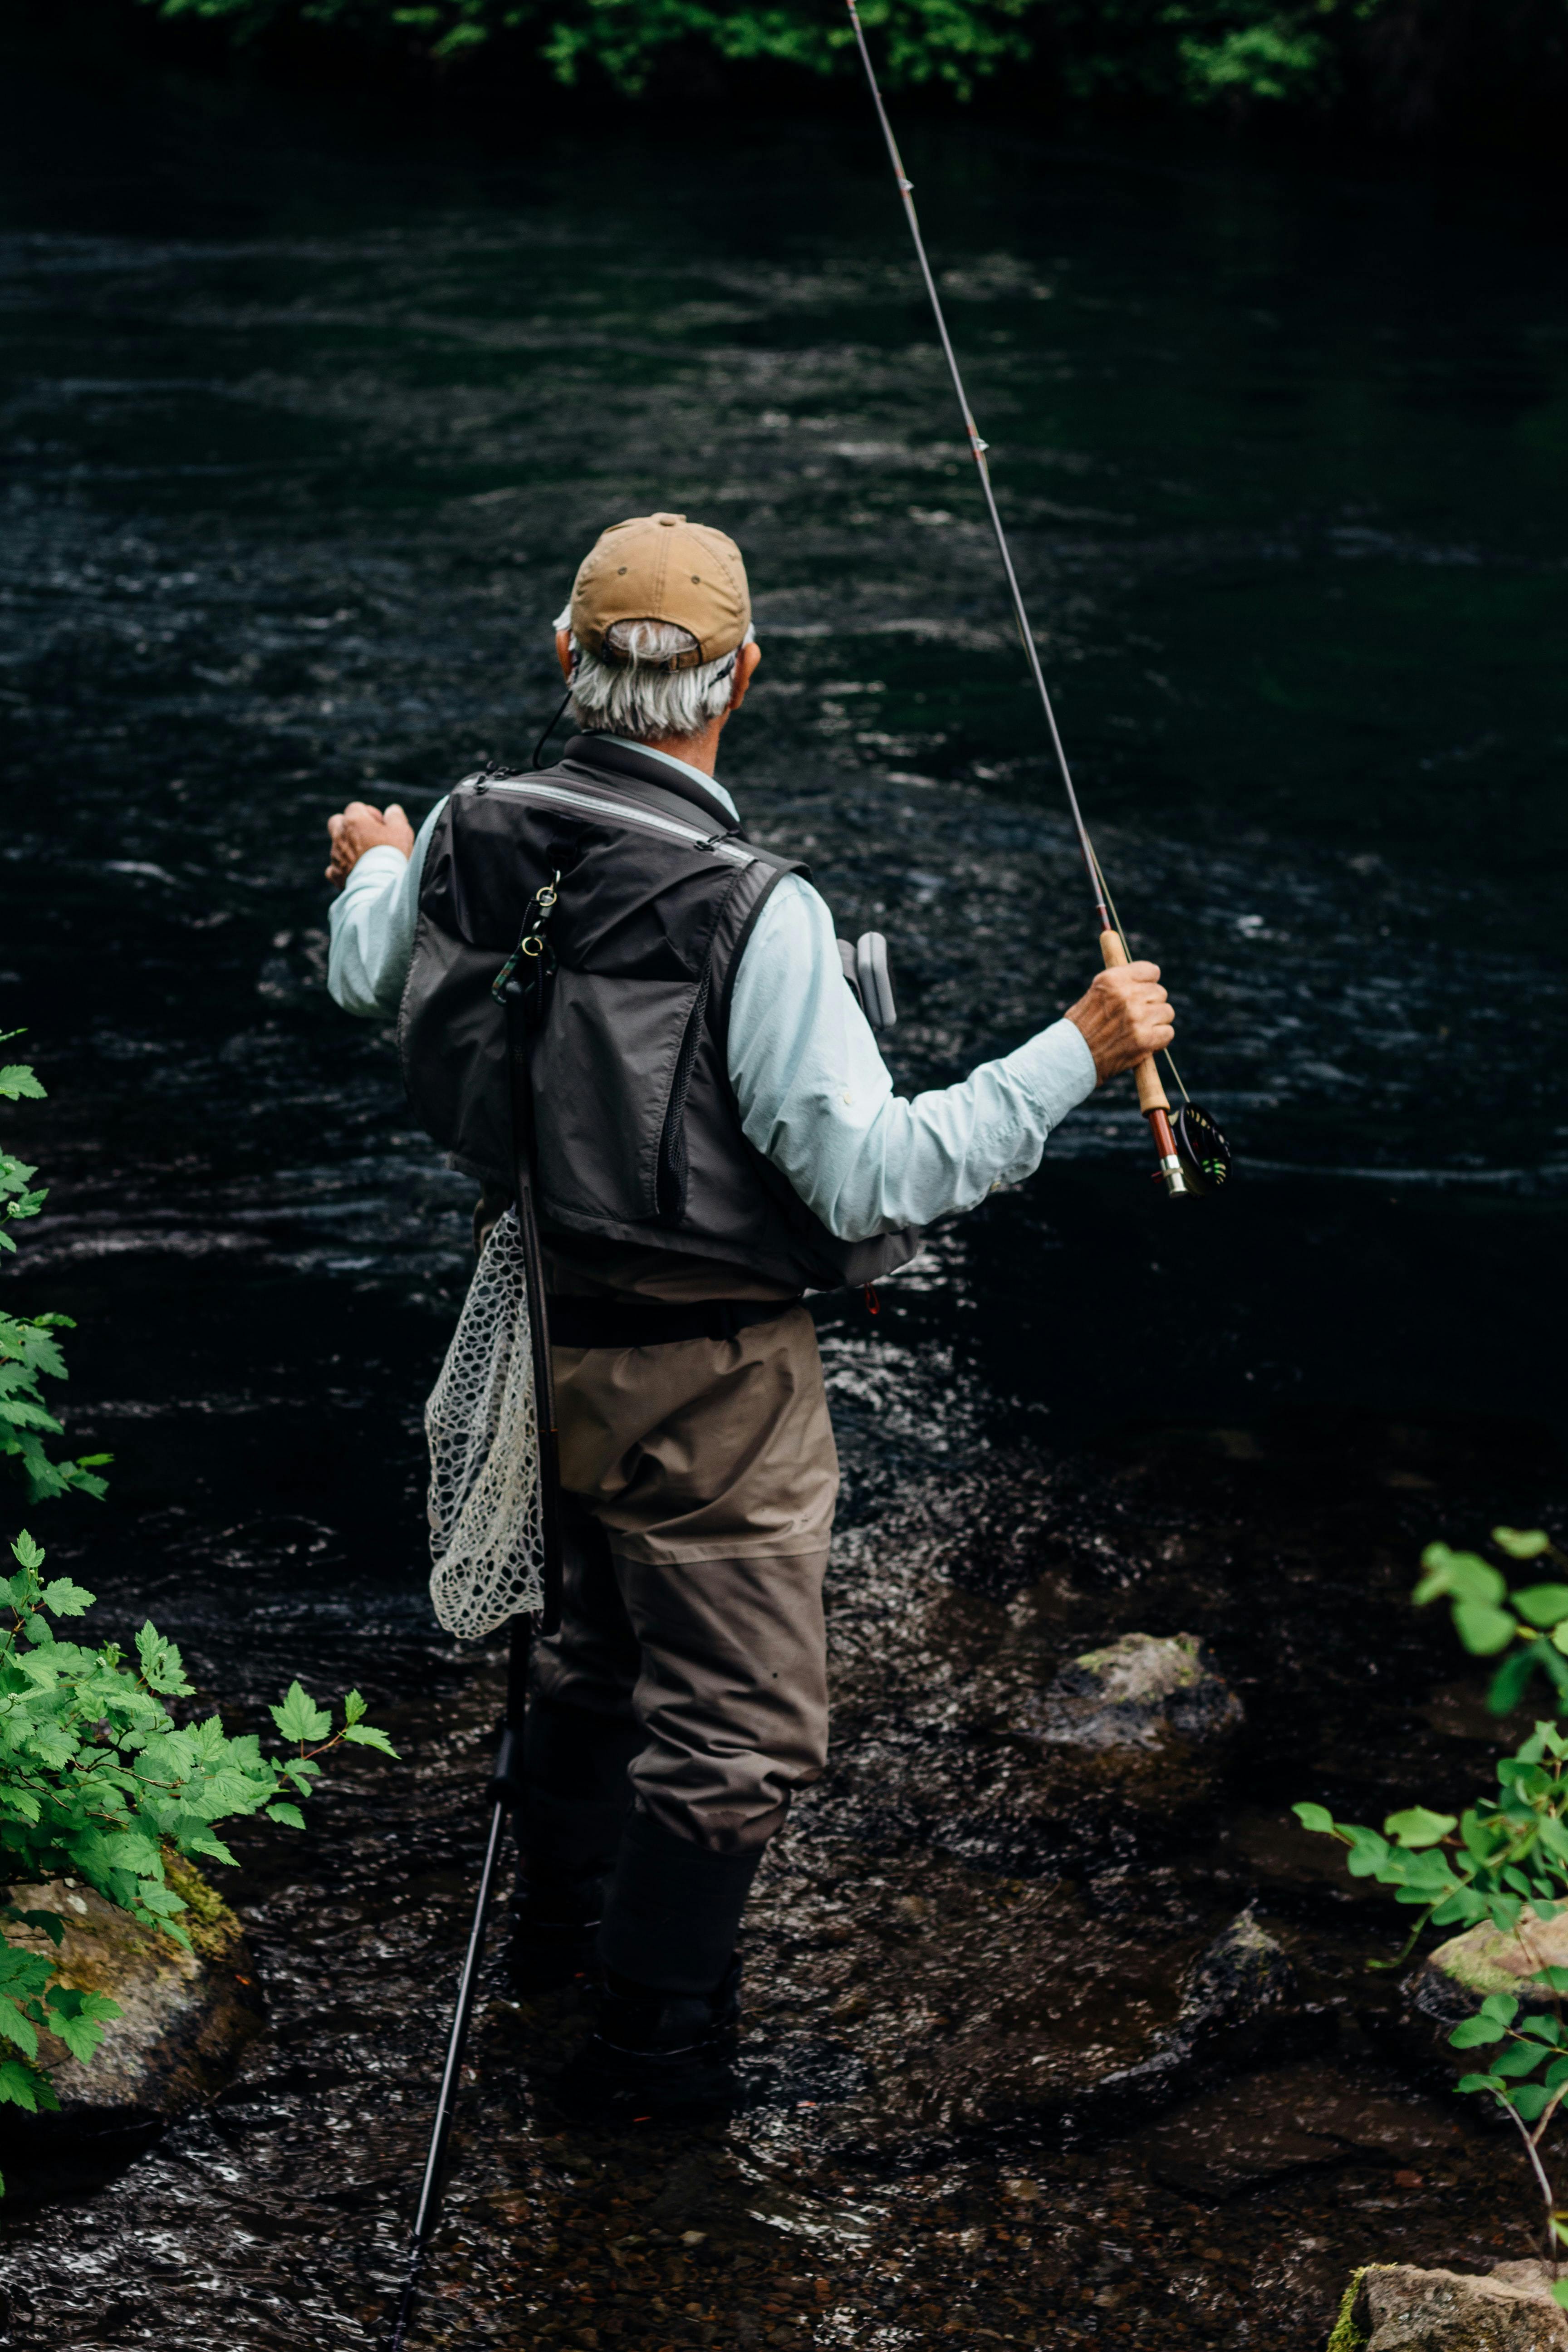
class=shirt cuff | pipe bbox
[338,842,410,898]
[1003,1016,1099,1130]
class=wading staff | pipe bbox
[844,0,1231,1199]
[384,880,565,2352]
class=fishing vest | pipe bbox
[397,735,923,1294]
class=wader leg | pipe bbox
[593,1544,830,1995]
[512,1495,640,1990]
[522,1694,641,1925]
[598,1809,763,1995]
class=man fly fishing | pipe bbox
[323,510,1174,2120]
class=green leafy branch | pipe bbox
[1415,1526,1568,1713]
[0,1040,111,1504]
[0,1529,398,2175]
[1447,1976,1568,2298]
[1296,1523,1568,2283]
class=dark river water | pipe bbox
[1,44,1565,2352]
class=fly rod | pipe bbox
[844,0,1231,1199]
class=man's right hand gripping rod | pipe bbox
[1099,929,1188,1197]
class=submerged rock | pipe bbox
[1030,1632,1243,1754]
[1330,2261,1568,2352]
[0,1857,263,2199]
[745,1839,1330,2150]
[1132,2059,1462,2200]
[1087,1910,1330,2121]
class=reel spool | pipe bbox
[1172,1102,1232,1196]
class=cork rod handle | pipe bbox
[1099,929,1170,1117]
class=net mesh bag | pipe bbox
[425,1208,544,1638]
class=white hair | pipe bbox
[553,604,753,743]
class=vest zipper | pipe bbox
[655,960,712,1222]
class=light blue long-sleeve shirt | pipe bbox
[328,740,1098,1242]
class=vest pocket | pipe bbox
[535,967,702,1225]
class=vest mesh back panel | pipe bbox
[425,1211,544,1637]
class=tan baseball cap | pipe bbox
[569,512,751,670]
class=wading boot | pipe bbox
[505,1878,601,1996]
[508,1690,640,1997]
[546,1810,764,2121]
[549,1957,744,2123]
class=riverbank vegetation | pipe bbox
[24,0,1568,147]
[0,1045,397,2175]
[1298,1526,1568,2283]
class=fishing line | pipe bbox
[844,0,1229,1195]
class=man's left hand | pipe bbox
[325,800,415,891]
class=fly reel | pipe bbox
[1172,1102,1232,1196]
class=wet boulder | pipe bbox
[1330,2261,1568,2352]
[1030,1632,1243,1752]
[0,1857,263,2198]
[1393,1910,1568,2085]
[1084,1909,1330,2123]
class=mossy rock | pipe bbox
[1331,2261,1568,2352]
[0,1860,263,2199]
[1387,1909,1568,2090]
[1034,1631,1244,1753]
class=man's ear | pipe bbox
[728,640,762,714]
[555,627,574,683]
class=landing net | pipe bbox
[425,1208,544,1638]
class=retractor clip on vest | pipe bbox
[838,931,897,1033]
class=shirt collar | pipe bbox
[599,735,738,825]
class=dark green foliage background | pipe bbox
[33,0,1568,141]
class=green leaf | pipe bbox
[1384,1806,1457,1849]
[0,2002,39,2062]
[343,1689,367,1726]
[6,1909,64,1947]
[40,1578,95,1618]
[1293,1802,1336,1835]
[270,1682,333,1744]
[0,1066,46,1101]
[265,1803,306,1830]
[1509,2082,1552,2120]
[1489,1646,1546,1714]
[1344,1830,1392,1877]
[1480,1992,1522,2024]
[342,1724,398,1757]
[1456,2071,1504,2094]
[1513,1586,1568,1628]
[44,1987,121,2065]
[1552,2283,1568,2309]
[1495,1529,1553,1561]
[0,2055,55,2113]
[1453,1600,1518,1656]
[1416,1545,1507,1607]
[10,1531,43,1572]
[134,1623,191,1697]
[1450,2014,1509,2047]
[1491,2042,1546,2078]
